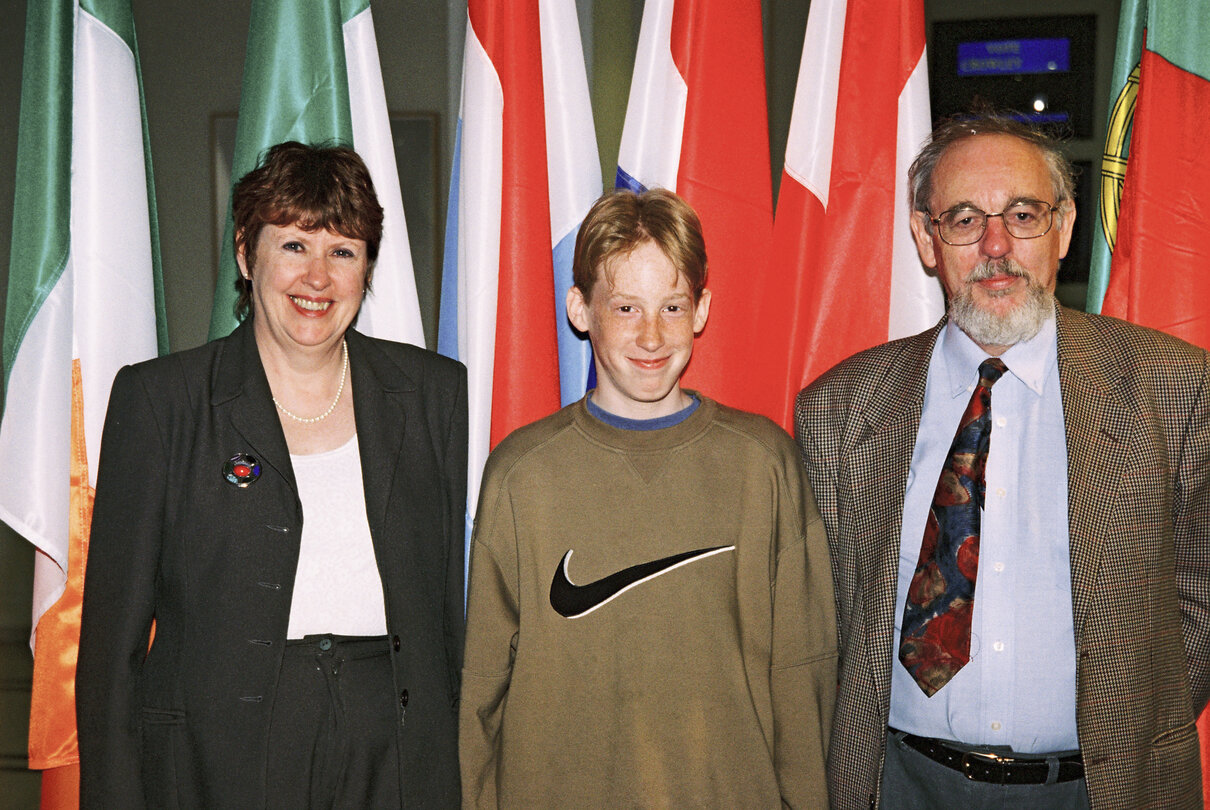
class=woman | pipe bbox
[76,142,467,808]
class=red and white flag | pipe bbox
[439,0,600,532]
[616,0,780,423]
[773,0,943,423]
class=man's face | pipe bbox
[566,240,710,420]
[910,133,1075,354]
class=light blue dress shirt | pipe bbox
[888,313,1079,753]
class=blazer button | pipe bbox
[400,689,409,708]
[392,635,401,652]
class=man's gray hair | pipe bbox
[908,114,1077,216]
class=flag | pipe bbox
[772,0,943,425]
[439,0,600,542]
[541,1,602,408]
[1084,0,1144,315]
[1086,0,1210,350]
[0,0,167,803]
[208,0,424,346]
[1085,0,1210,799]
[615,0,781,424]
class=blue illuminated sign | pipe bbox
[957,38,1070,76]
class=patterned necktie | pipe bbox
[899,357,1008,697]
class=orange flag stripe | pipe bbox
[28,360,89,772]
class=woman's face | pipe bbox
[239,222,368,356]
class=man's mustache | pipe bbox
[967,258,1030,283]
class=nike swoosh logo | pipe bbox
[549,545,735,619]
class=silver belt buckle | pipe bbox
[960,749,1007,782]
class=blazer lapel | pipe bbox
[1056,307,1134,636]
[848,322,941,701]
[347,330,412,533]
[213,321,297,496]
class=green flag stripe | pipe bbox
[4,0,73,394]
[208,0,355,338]
[341,0,371,20]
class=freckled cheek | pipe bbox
[665,320,696,345]
[609,331,642,355]
[599,319,638,343]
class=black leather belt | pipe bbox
[895,731,1084,785]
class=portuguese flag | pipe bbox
[1088,0,1210,800]
[1087,0,1210,350]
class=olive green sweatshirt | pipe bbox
[460,395,837,809]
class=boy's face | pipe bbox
[567,240,710,420]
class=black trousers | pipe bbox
[266,635,400,810]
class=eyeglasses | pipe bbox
[926,200,1060,246]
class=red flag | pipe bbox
[616,0,778,422]
[772,0,943,426]
[466,1,562,449]
[442,1,595,545]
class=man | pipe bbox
[795,115,1210,810]
[462,188,837,808]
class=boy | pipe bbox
[460,189,836,808]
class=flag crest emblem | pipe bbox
[1098,63,1140,254]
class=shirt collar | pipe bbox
[586,391,700,430]
[939,306,1057,398]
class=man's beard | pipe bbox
[948,258,1052,348]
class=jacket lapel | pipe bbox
[347,330,412,533]
[211,324,414,530]
[1056,307,1134,636]
[849,322,941,702]
[212,321,297,496]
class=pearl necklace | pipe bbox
[272,340,348,424]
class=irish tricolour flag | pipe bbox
[440,0,601,540]
[209,0,424,346]
[772,0,943,421]
[0,0,166,803]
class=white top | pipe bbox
[286,434,388,638]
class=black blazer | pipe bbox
[77,321,468,809]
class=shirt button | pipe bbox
[993,641,1005,652]
[400,689,409,708]
[991,721,1002,731]
[996,416,1007,428]
[392,635,401,652]
[994,562,1005,572]
[318,638,332,651]
[996,487,1007,498]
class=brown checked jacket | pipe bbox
[795,304,1210,810]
